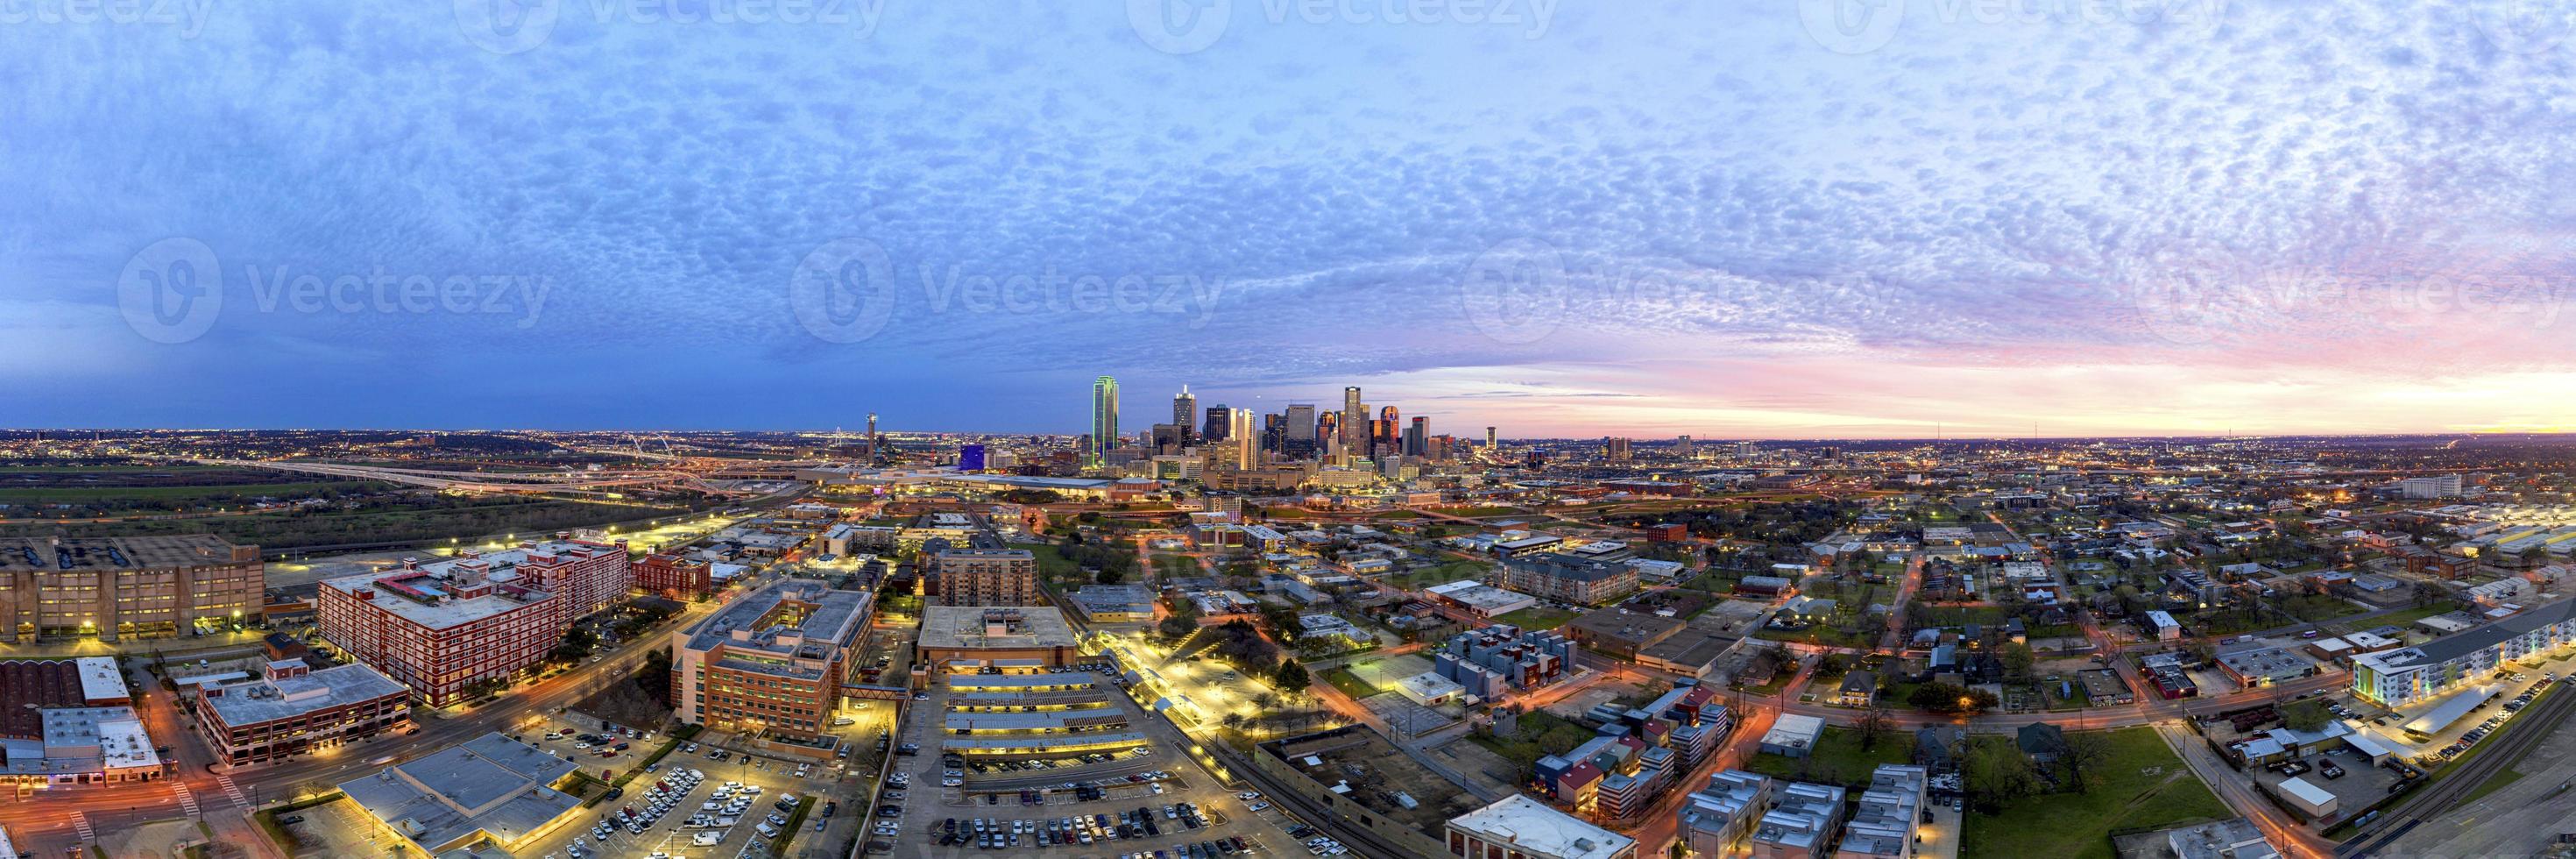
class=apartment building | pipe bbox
[2351,599,2576,706]
[191,660,409,767]
[669,580,874,741]
[315,558,568,706]
[1749,781,1846,859]
[922,538,1040,607]
[1679,770,1773,858]
[1500,552,1640,606]
[0,536,262,642]
[1835,765,1928,859]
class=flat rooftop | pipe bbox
[201,664,407,728]
[337,733,580,854]
[681,580,874,679]
[319,569,556,630]
[1447,794,1635,859]
[0,534,247,571]
[918,606,1079,651]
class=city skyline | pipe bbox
[11,4,2576,435]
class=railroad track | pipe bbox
[2339,679,2576,857]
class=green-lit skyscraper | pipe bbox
[1087,375,1120,468]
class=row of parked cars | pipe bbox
[1281,823,1348,856]
[556,767,704,859]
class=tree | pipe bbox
[2281,699,2332,732]
[1270,660,1312,693]
[1999,642,2036,684]
[1855,700,1895,751]
[1907,682,1998,714]
[1093,567,1127,586]
[2056,728,2112,794]
[1964,741,2039,813]
[1221,713,1249,733]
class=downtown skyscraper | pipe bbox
[1341,386,1365,452]
[1172,386,1197,445]
[1088,375,1119,467]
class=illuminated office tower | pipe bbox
[1342,387,1364,451]
[1486,426,1498,450]
[1172,386,1197,444]
[1088,375,1119,467]
[1284,403,1316,458]
[1228,408,1256,465]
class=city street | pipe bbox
[0,597,719,859]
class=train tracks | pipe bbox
[2338,679,2576,857]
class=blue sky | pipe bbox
[9,1,2576,437]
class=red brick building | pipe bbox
[635,553,715,600]
[316,558,568,706]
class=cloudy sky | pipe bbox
[8,0,2576,438]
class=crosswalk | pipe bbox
[72,812,94,842]
[174,780,201,817]
[216,772,249,806]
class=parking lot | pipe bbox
[875,664,1306,858]
[503,713,853,859]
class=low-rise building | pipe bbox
[915,605,1089,668]
[336,733,584,855]
[1749,781,1845,859]
[1678,770,1772,858]
[1836,765,1928,859]
[191,660,408,768]
[1445,794,1637,859]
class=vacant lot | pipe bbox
[1493,606,1578,631]
[1961,727,2231,859]
[1743,726,1914,789]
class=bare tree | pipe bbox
[2056,728,2111,794]
[1855,700,1895,751]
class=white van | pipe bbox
[754,822,780,838]
[690,831,723,847]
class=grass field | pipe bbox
[0,497,688,552]
[1961,728,2231,859]
[1011,541,1080,574]
[2335,602,2459,632]
[1742,726,1914,789]
[1322,667,1379,699]
[0,480,385,501]
[1385,560,1490,590]
[1493,606,1578,631]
